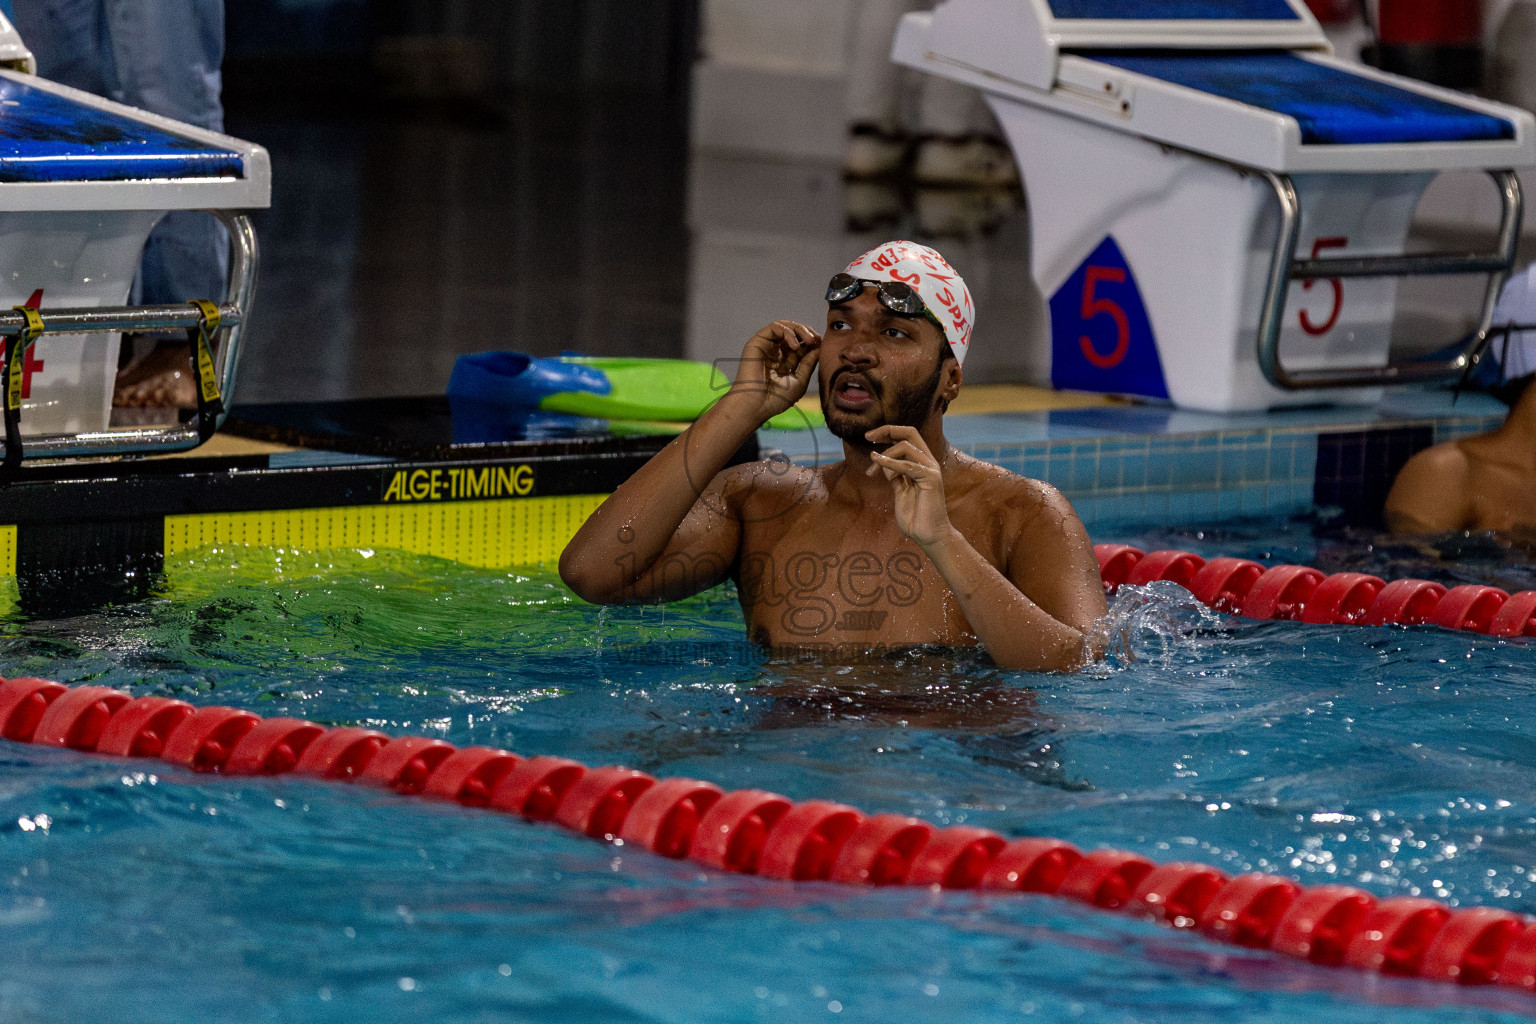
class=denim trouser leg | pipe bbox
[11,0,228,304]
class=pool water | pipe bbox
[4,529,1536,1023]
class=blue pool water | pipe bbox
[3,530,1536,1023]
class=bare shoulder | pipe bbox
[1385,441,1472,534]
[713,457,824,514]
[953,454,1106,627]
[951,454,1075,525]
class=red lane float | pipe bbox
[1498,925,1536,989]
[0,678,66,742]
[981,837,1082,893]
[906,826,1007,889]
[1242,566,1324,621]
[618,778,722,858]
[160,706,260,771]
[1492,592,1536,638]
[1420,907,1527,985]
[1058,849,1155,910]
[554,766,656,839]
[359,736,456,794]
[422,746,523,807]
[1201,873,1301,948]
[95,696,194,758]
[1270,885,1376,966]
[689,789,793,874]
[757,801,863,882]
[1300,573,1386,626]
[1090,545,1536,641]
[1131,862,1228,928]
[829,814,935,885]
[1188,558,1265,615]
[1094,544,1145,595]
[32,686,131,750]
[1126,550,1206,589]
[294,727,389,780]
[224,718,325,775]
[1361,579,1448,627]
[1343,898,1451,976]
[491,756,587,819]
[1,678,1533,998]
[1428,586,1510,635]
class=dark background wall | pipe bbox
[219,0,704,404]
[225,0,699,100]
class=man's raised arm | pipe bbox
[558,321,820,604]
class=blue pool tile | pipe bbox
[1267,438,1296,480]
[1095,454,1123,490]
[1294,436,1319,480]
[1217,489,1241,517]
[1172,454,1219,487]
[1071,454,1100,491]
[1238,483,1268,513]
[1146,451,1174,488]
[1217,445,1244,483]
[1192,491,1221,520]
[1120,453,1146,489]
[1242,445,1270,483]
[1100,494,1134,527]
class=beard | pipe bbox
[821,358,946,448]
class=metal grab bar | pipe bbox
[0,302,242,336]
[1256,169,1523,391]
[2,209,258,462]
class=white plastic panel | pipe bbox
[896,15,1536,173]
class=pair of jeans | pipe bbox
[10,0,228,304]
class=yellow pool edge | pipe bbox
[163,493,608,570]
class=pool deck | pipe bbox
[206,384,1507,535]
[764,385,1506,532]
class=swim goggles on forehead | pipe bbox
[825,273,945,334]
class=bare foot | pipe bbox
[114,342,197,409]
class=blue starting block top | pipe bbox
[0,76,242,183]
[1089,52,1515,145]
[1050,0,1301,19]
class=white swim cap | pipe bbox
[842,241,975,365]
[1492,262,1536,382]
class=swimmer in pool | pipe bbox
[560,241,1107,672]
[1386,262,1536,538]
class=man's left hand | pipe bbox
[865,425,952,548]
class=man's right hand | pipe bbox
[726,320,821,424]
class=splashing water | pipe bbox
[1092,581,1233,672]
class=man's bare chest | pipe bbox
[735,510,996,643]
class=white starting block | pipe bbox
[894,0,1536,412]
[0,14,268,460]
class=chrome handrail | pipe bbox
[0,209,258,461]
[1255,169,1523,390]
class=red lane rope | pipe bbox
[3,677,1535,993]
[1094,545,1536,637]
